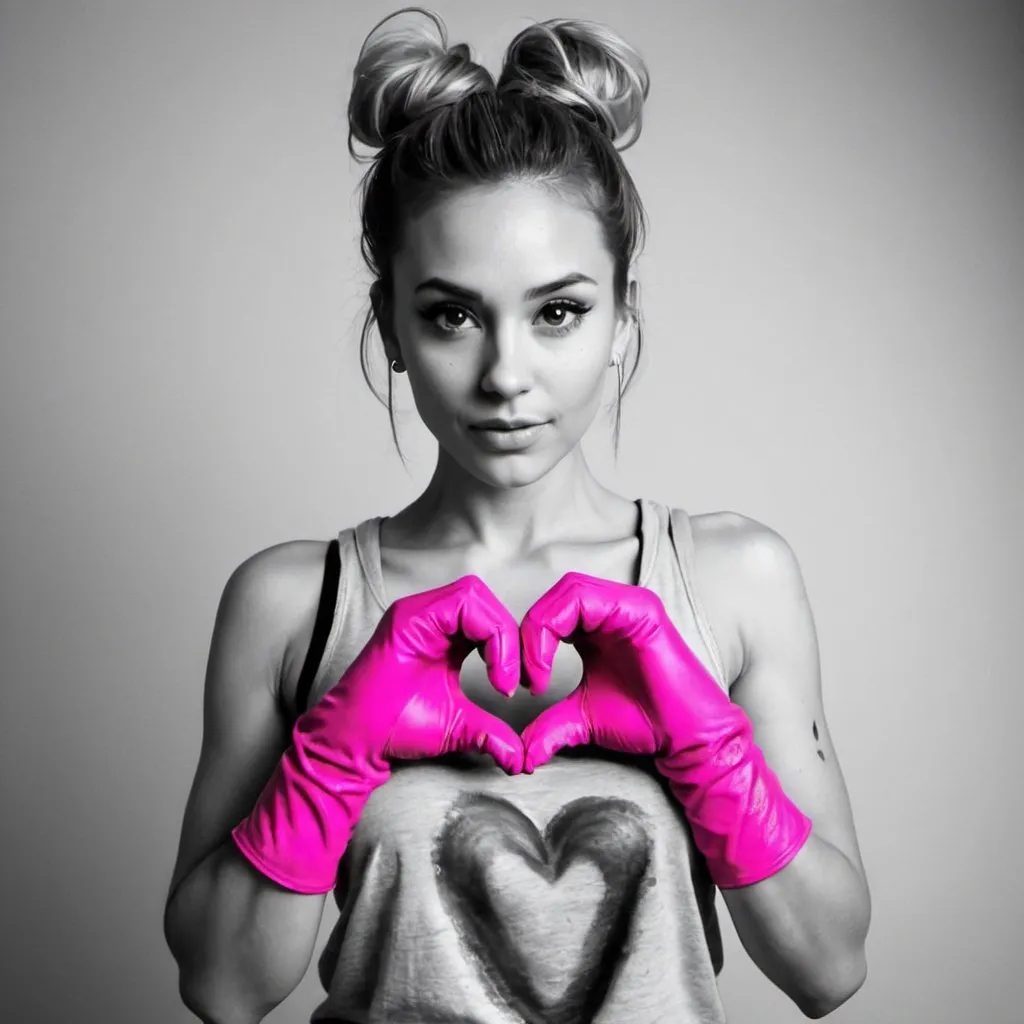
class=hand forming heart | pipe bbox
[516,570,718,773]
[514,570,814,890]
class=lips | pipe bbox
[470,419,547,431]
[467,420,549,453]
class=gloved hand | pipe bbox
[518,572,813,888]
[231,575,525,894]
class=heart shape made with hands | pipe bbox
[432,790,654,1024]
[375,568,717,780]
[456,570,703,775]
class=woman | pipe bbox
[164,9,871,1023]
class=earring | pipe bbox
[390,358,405,374]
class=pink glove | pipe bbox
[231,575,525,894]
[519,572,812,889]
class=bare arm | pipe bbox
[163,543,330,1024]
[696,514,871,1019]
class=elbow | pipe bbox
[178,972,262,1024]
[178,973,219,1024]
[179,974,217,1024]
[797,953,868,1019]
[178,972,224,1024]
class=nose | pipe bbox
[478,319,534,398]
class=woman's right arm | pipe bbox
[163,543,329,1024]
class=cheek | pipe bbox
[405,352,472,419]
[551,337,614,400]
[420,352,472,391]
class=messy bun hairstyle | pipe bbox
[348,7,651,458]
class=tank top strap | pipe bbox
[352,515,389,613]
[664,504,729,689]
[293,537,340,715]
[635,496,660,588]
[300,525,366,712]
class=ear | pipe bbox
[370,282,402,365]
[611,276,640,366]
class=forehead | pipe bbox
[393,181,612,292]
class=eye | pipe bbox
[537,300,591,336]
[419,303,477,334]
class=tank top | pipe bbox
[296,498,732,1024]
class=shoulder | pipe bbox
[683,510,808,686]
[222,539,336,705]
[689,510,802,580]
[225,539,332,617]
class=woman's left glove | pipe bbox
[231,575,524,894]
[519,572,813,888]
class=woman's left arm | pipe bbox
[702,515,871,1018]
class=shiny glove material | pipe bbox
[519,572,813,888]
[231,575,525,894]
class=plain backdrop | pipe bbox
[1,1,1021,1021]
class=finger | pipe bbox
[455,578,523,698]
[519,572,617,695]
[520,688,590,773]
[447,698,525,775]
[406,575,521,696]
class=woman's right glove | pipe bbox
[519,573,812,889]
[231,575,524,894]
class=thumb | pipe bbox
[445,698,525,775]
[520,688,591,774]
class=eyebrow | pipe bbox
[414,273,598,302]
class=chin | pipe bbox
[467,455,556,489]
[448,443,563,489]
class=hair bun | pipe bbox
[348,6,492,155]
[498,19,650,150]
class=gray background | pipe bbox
[1,1,1021,1021]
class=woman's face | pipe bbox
[382,180,634,488]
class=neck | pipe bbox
[391,444,618,556]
